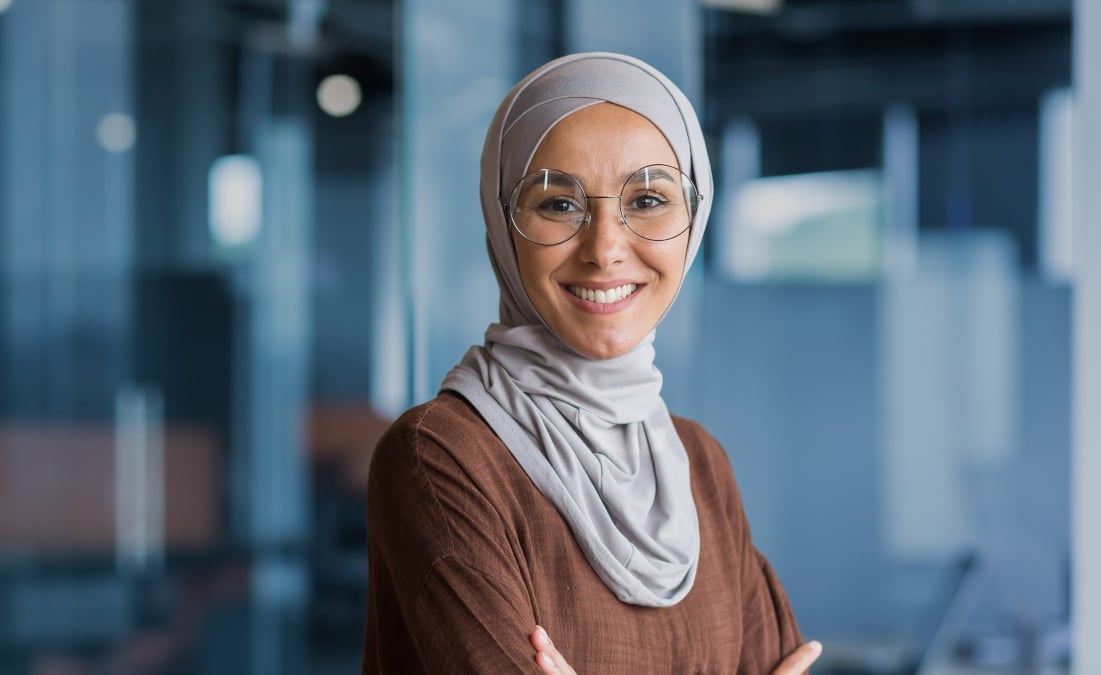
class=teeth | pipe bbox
[569,283,638,304]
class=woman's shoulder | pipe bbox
[379,391,491,447]
[369,391,504,489]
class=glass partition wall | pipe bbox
[702,5,1073,670]
[1,1,391,672]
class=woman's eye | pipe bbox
[629,194,667,210]
[539,198,581,213]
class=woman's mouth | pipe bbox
[567,283,639,305]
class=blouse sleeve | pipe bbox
[737,548,805,674]
[362,407,542,674]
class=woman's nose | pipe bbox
[577,197,629,268]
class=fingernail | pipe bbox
[537,626,551,645]
[539,652,556,670]
[809,640,823,654]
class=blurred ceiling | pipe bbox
[135,0,1072,123]
[705,0,1072,120]
[223,0,393,59]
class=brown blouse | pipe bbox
[362,391,802,674]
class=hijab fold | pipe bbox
[441,52,713,607]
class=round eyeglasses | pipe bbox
[504,164,702,246]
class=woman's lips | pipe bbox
[560,282,643,314]
[567,282,638,304]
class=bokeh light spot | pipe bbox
[208,155,263,247]
[96,113,137,153]
[316,74,362,118]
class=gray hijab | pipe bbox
[440,52,713,607]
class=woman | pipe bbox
[363,52,821,674]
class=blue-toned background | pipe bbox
[1,0,1098,673]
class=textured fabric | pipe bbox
[362,392,803,674]
[441,51,713,606]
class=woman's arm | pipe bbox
[737,548,807,673]
[531,626,822,674]
[362,408,542,673]
[529,420,823,675]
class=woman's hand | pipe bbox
[771,640,823,674]
[531,625,821,674]
[531,625,576,674]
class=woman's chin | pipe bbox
[560,330,638,360]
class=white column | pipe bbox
[879,231,1018,558]
[236,85,314,675]
[247,118,313,549]
[1072,0,1101,672]
[714,118,761,280]
[882,103,919,277]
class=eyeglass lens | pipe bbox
[508,165,698,245]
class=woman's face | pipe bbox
[512,103,689,360]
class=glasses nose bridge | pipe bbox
[582,193,625,229]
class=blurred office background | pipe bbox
[0,0,1097,673]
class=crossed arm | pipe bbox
[365,402,819,673]
[530,626,822,674]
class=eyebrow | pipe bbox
[529,167,678,192]
[623,167,676,186]
[527,170,579,191]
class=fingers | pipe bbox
[771,641,823,675]
[531,626,820,675]
[530,625,577,675]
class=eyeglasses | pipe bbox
[503,164,702,246]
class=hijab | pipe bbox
[440,52,714,607]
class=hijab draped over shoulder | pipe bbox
[440,52,714,607]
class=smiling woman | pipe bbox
[512,103,690,360]
[362,52,819,674]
